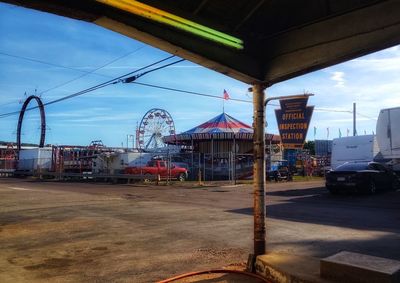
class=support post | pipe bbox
[252,83,266,256]
[191,138,194,178]
[353,102,357,136]
[211,137,214,180]
[233,135,236,185]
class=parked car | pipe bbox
[124,160,188,182]
[325,161,400,194]
[267,166,293,182]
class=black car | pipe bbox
[267,166,293,182]
[325,162,400,194]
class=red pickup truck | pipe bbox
[124,160,188,181]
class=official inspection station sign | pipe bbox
[275,97,314,149]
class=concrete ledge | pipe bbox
[321,251,400,283]
[256,252,334,283]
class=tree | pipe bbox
[303,141,315,155]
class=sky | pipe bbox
[1,3,400,147]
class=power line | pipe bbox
[315,108,352,113]
[45,58,184,107]
[129,82,380,121]
[356,112,377,120]
[0,50,110,78]
[131,81,253,103]
[0,51,378,121]
[121,59,185,83]
[0,47,143,108]
[38,47,144,96]
[0,55,181,119]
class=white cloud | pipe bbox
[65,112,137,123]
[330,72,345,87]
[46,107,112,118]
[350,57,400,72]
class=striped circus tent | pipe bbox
[164,113,279,154]
[184,112,253,135]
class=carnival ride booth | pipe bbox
[164,113,280,180]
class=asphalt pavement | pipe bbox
[0,178,399,282]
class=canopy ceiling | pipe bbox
[3,0,400,84]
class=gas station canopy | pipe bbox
[3,0,400,84]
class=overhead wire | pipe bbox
[0,47,143,108]
[130,81,377,120]
[356,112,377,120]
[45,58,184,107]
[131,81,252,103]
[0,49,377,121]
[0,50,111,78]
[122,59,185,83]
[315,108,353,113]
[37,46,144,96]
[0,55,179,119]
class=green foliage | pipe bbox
[303,141,315,155]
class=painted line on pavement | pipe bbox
[7,187,32,191]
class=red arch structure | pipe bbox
[16,95,46,155]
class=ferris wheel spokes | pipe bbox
[138,108,175,151]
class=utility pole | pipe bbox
[353,102,356,136]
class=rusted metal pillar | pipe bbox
[353,102,357,136]
[252,83,266,256]
[211,137,214,180]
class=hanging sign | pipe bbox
[275,97,314,149]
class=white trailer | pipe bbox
[330,135,380,169]
[376,107,400,172]
[92,152,154,174]
[18,147,53,172]
[376,107,400,159]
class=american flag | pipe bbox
[223,89,230,100]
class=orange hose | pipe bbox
[156,269,270,283]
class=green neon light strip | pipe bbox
[96,0,244,49]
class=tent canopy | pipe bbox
[185,113,252,135]
[164,112,279,143]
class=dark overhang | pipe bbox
[2,0,400,84]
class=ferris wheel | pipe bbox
[137,108,175,150]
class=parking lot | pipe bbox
[0,178,399,282]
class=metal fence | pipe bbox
[6,151,255,182]
[163,152,253,181]
[0,158,16,176]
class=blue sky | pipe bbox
[1,3,400,147]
